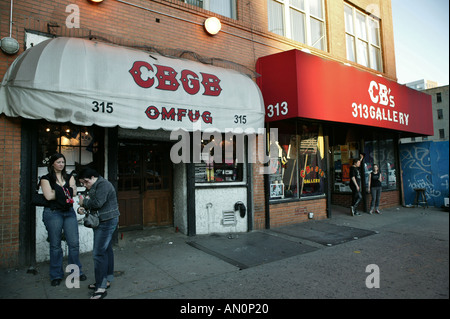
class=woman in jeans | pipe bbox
[77,167,120,299]
[368,164,382,214]
[41,153,86,286]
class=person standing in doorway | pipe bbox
[368,164,382,214]
[349,154,364,216]
[77,167,120,299]
[41,153,86,286]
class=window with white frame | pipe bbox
[267,0,327,51]
[180,0,236,19]
[344,4,382,71]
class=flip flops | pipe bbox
[91,290,107,299]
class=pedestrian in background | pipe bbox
[349,153,365,216]
[77,167,120,299]
[368,164,382,214]
[41,153,86,286]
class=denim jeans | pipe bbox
[93,217,118,289]
[370,186,382,210]
[351,186,362,208]
[43,207,83,281]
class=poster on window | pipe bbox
[270,183,284,199]
[300,137,318,155]
[342,164,350,182]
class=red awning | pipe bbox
[256,49,433,136]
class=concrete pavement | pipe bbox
[0,205,448,300]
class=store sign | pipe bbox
[0,37,265,133]
[128,61,222,96]
[256,49,433,136]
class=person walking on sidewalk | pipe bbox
[368,164,382,214]
[41,153,86,286]
[77,168,120,299]
[349,155,364,216]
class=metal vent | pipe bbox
[222,211,236,226]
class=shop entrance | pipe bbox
[117,140,173,229]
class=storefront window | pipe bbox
[332,142,361,192]
[268,122,325,201]
[195,133,244,183]
[331,128,398,192]
[364,139,397,190]
[37,122,101,182]
[298,124,326,197]
[268,130,298,199]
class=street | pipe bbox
[1,205,448,305]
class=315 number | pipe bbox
[234,115,247,124]
[92,101,113,113]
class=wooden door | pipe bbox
[118,141,173,229]
[142,143,173,226]
[118,144,143,229]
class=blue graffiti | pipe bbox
[400,141,449,208]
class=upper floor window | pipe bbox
[437,92,442,103]
[267,0,327,51]
[179,0,236,19]
[344,4,382,72]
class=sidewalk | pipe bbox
[0,205,448,299]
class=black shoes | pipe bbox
[51,274,86,286]
[350,206,361,216]
[51,279,62,286]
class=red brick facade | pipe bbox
[0,0,398,267]
[332,190,401,211]
[0,115,22,267]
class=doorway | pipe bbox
[117,140,173,229]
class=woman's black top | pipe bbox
[370,171,382,188]
[41,173,74,211]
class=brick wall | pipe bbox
[331,190,401,211]
[269,198,327,228]
[252,135,266,230]
[0,115,22,267]
[0,0,397,81]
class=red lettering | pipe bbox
[145,106,159,119]
[129,61,155,88]
[177,108,187,121]
[201,73,222,96]
[188,110,200,122]
[180,70,200,95]
[130,61,222,98]
[155,65,180,91]
[202,111,212,124]
[144,106,212,125]
[161,107,176,120]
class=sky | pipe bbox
[391,0,449,86]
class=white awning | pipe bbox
[0,37,264,132]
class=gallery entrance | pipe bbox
[117,140,173,229]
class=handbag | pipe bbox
[31,177,50,207]
[31,192,50,207]
[84,210,100,228]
